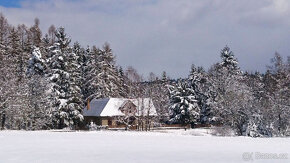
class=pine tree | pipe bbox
[84,43,125,100]
[46,27,71,128]
[46,27,85,129]
[188,64,214,124]
[73,42,87,102]
[161,71,168,82]
[27,47,45,76]
[220,46,239,71]
[209,46,253,135]
[80,46,91,103]
[246,114,272,137]
[97,43,123,98]
[118,66,129,98]
[83,46,100,101]
[168,80,200,127]
[26,46,51,129]
[65,49,84,129]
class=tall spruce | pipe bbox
[188,65,214,124]
[209,46,253,135]
[168,80,200,127]
[65,46,84,129]
[46,27,71,128]
[27,47,51,129]
[84,43,125,101]
[96,43,123,98]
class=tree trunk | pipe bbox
[1,111,6,130]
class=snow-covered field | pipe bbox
[0,129,289,163]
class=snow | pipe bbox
[100,98,124,116]
[59,99,68,109]
[0,130,289,163]
[49,73,59,81]
[32,48,42,61]
[100,98,157,116]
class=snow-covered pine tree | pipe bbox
[26,46,51,129]
[188,64,214,124]
[27,47,45,76]
[55,27,70,50]
[46,27,84,129]
[65,48,84,129]
[246,113,272,137]
[168,80,200,127]
[84,43,125,101]
[46,44,66,128]
[46,27,71,129]
[73,42,87,103]
[209,46,253,135]
[96,43,123,98]
[117,66,129,98]
[83,46,100,101]
[246,114,263,137]
[81,46,92,103]
[161,71,168,82]
[220,46,239,71]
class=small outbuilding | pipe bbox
[83,98,157,129]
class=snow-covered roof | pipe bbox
[83,98,157,117]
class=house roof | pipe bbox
[83,98,157,117]
[83,98,110,117]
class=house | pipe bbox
[83,98,157,130]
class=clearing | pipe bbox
[0,129,289,163]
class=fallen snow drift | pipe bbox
[0,130,289,163]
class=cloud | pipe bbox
[0,0,289,78]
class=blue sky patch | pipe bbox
[0,0,21,8]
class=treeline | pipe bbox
[0,14,289,137]
[0,13,170,130]
[167,47,289,137]
[0,14,143,130]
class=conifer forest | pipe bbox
[0,13,289,137]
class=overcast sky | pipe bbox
[0,0,289,78]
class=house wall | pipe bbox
[84,116,102,126]
[84,116,115,127]
[101,118,108,126]
[101,117,119,128]
[84,116,156,130]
